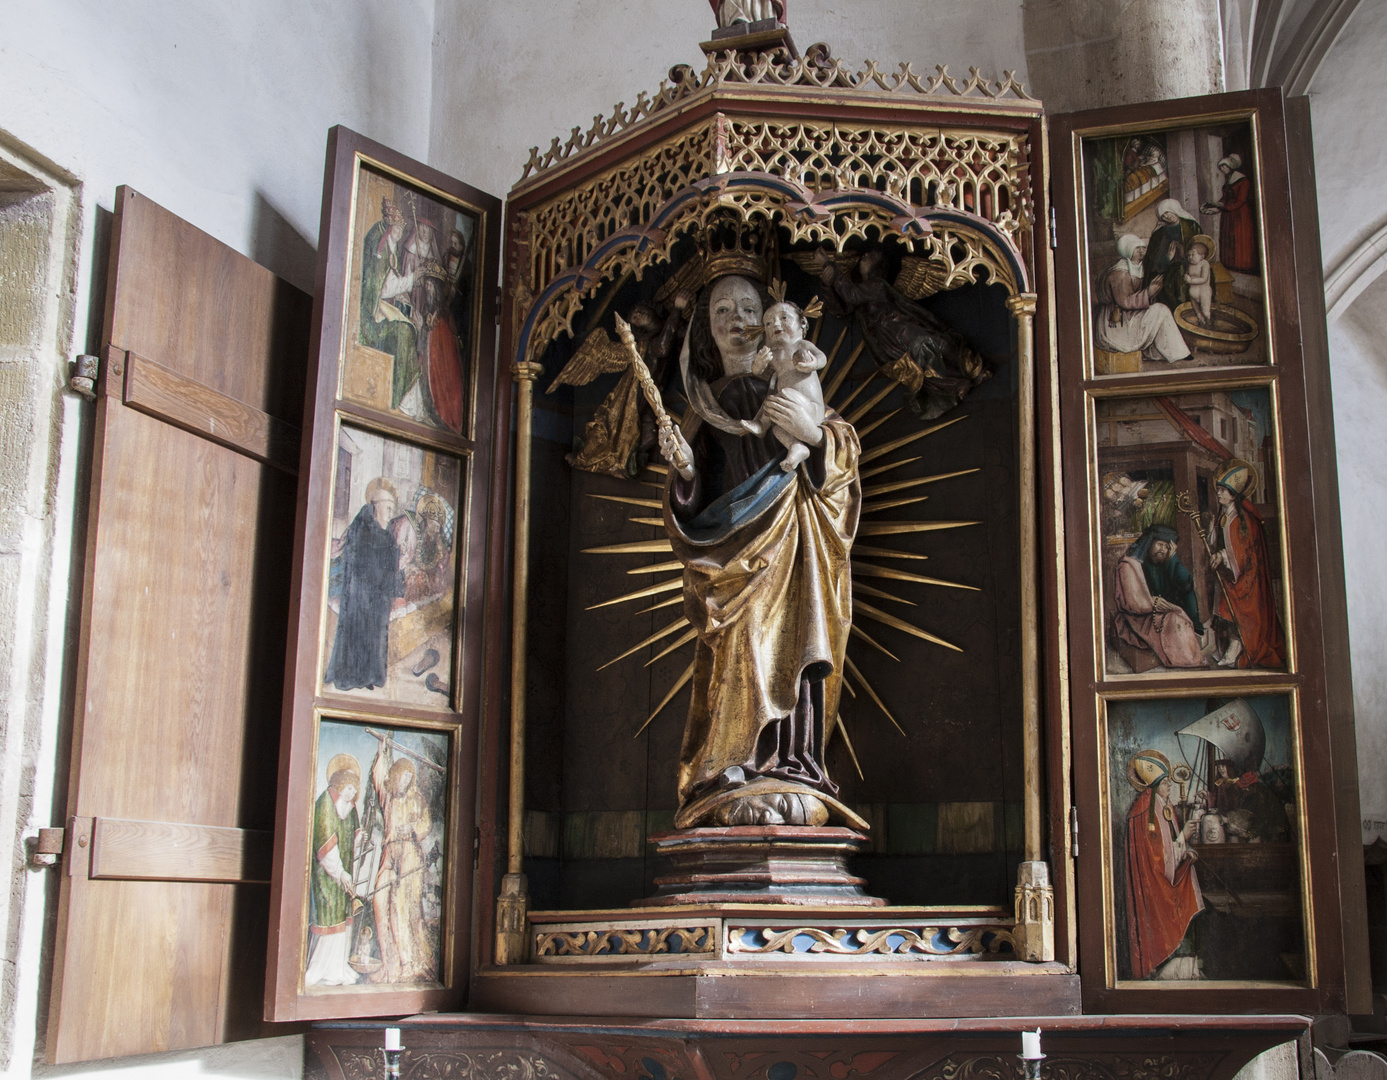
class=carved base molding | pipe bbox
[528,905,1017,963]
[634,826,883,908]
[308,1015,1308,1080]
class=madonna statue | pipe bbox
[658,268,862,829]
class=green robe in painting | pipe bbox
[311,788,359,931]
[359,220,420,409]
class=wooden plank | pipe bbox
[46,187,309,1063]
[123,352,299,474]
[89,818,272,884]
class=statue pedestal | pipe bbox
[631,826,885,908]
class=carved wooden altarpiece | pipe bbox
[274,22,1359,1080]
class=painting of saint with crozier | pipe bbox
[1107,695,1304,983]
[1096,388,1286,675]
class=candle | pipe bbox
[384,1027,402,1052]
[1021,1029,1042,1060]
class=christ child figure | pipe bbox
[1185,239,1214,328]
[740,290,827,472]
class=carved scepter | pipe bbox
[614,313,692,474]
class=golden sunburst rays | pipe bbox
[578,320,984,753]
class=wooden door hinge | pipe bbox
[1070,806,1079,858]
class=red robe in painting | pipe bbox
[1216,500,1285,669]
[1215,174,1257,273]
[1125,788,1203,980]
[426,316,465,434]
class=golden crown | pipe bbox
[697,214,775,285]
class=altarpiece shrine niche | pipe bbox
[480,34,1061,988]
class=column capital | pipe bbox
[1006,292,1038,317]
[512,360,545,384]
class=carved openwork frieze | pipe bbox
[534,924,719,958]
[528,913,1018,963]
[726,923,1017,958]
[519,55,1034,182]
[520,114,1031,304]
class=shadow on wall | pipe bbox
[252,191,317,294]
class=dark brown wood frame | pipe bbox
[1051,88,1366,1014]
[266,127,501,1021]
[467,91,1081,1016]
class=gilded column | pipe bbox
[496,358,544,966]
[1006,291,1054,963]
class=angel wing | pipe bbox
[654,258,704,307]
[546,328,630,393]
[894,255,952,300]
[784,250,861,277]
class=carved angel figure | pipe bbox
[546,294,689,477]
[809,248,991,421]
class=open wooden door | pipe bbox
[1049,88,1369,1014]
[265,128,501,1021]
[47,188,310,1062]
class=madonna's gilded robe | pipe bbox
[665,373,860,822]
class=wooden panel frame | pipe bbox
[1051,88,1358,1013]
[266,127,500,1021]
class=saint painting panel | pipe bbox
[320,424,463,709]
[1103,693,1307,984]
[1080,119,1268,375]
[304,716,451,992]
[341,163,481,437]
[1095,387,1288,676]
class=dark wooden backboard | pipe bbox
[265,127,500,1022]
[1050,88,1366,1013]
[47,188,310,1062]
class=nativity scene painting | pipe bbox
[320,424,461,709]
[1104,694,1305,984]
[1083,121,1266,374]
[1096,388,1287,676]
[304,716,449,991]
[341,163,480,437]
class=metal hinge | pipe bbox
[1070,806,1079,858]
[69,354,100,401]
[28,827,65,869]
[473,825,481,867]
[1049,205,1059,250]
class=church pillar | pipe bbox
[1023,0,1224,112]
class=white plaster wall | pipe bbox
[1328,287,1387,839]
[1307,0,1387,284]
[1303,1,1387,837]
[428,0,1028,198]
[0,0,436,1076]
